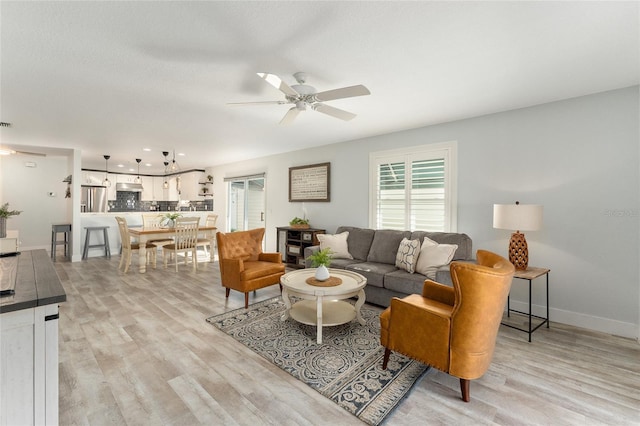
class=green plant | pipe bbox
[306,247,333,267]
[162,212,181,226]
[0,203,22,219]
[289,216,309,226]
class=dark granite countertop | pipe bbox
[0,250,67,314]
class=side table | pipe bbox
[501,267,550,342]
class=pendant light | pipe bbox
[169,150,180,174]
[162,151,170,188]
[134,158,142,184]
[102,155,111,187]
[163,161,169,189]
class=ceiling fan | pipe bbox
[228,72,371,125]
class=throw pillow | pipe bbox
[395,238,421,273]
[317,232,353,259]
[415,237,458,279]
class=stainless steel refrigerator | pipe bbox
[80,185,108,212]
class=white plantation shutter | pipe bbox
[370,143,456,232]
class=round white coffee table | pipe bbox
[280,268,367,344]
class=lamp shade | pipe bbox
[493,203,543,231]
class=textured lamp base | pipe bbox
[509,231,529,270]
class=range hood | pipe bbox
[116,182,143,192]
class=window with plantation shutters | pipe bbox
[370,142,457,232]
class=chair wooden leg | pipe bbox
[460,378,470,402]
[244,293,249,309]
[382,348,391,369]
[225,288,230,298]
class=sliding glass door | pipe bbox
[227,175,266,233]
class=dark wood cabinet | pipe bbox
[276,226,325,268]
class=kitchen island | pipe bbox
[0,249,67,425]
[80,211,216,259]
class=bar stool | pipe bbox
[82,226,111,259]
[51,223,72,261]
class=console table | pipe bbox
[501,267,550,342]
[276,226,325,268]
[0,250,67,425]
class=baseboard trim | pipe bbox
[508,299,638,340]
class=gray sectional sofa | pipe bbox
[304,226,473,307]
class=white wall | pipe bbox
[0,154,73,250]
[212,86,639,338]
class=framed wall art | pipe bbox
[289,162,330,202]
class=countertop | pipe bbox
[0,250,67,314]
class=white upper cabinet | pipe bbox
[140,176,154,201]
[178,172,200,201]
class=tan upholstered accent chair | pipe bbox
[216,228,285,308]
[380,250,514,402]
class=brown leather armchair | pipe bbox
[380,250,514,402]
[216,228,285,308]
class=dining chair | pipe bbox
[196,213,218,260]
[142,213,174,246]
[115,216,157,273]
[162,216,200,272]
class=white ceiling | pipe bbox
[1,1,638,174]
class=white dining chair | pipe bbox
[196,213,218,261]
[115,216,156,273]
[162,216,200,272]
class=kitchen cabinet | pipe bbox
[140,176,154,201]
[106,173,116,200]
[0,250,66,426]
[164,176,179,201]
[82,171,106,185]
[153,177,165,201]
[179,172,199,201]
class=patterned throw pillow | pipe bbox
[395,238,421,273]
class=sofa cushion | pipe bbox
[345,262,398,288]
[328,258,362,269]
[411,231,472,260]
[415,237,458,279]
[336,226,375,261]
[395,238,421,273]
[384,269,427,295]
[317,232,353,259]
[367,230,411,264]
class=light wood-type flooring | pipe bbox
[54,254,640,425]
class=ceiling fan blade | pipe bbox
[227,100,287,106]
[279,107,301,125]
[257,73,299,97]
[313,103,357,121]
[314,85,370,102]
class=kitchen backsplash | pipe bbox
[108,196,213,212]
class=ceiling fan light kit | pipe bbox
[230,72,371,125]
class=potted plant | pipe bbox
[306,247,333,281]
[289,217,310,229]
[162,212,182,228]
[0,203,22,238]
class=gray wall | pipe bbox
[212,86,639,338]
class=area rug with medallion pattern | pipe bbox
[206,297,429,425]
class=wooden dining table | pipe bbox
[128,225,217,273]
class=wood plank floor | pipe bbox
[54,254,640,425]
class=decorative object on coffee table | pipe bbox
[493,201,543,270]
[307,247,333,281]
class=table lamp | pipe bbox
[493,201,543,270]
